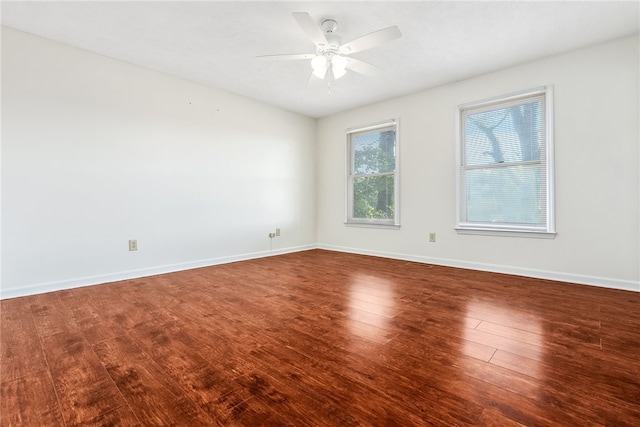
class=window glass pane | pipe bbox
[353,129,396,174]
[353,175,394,219]
[465,99,543,166]
[465,164,545,226]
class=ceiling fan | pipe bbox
[257,12,402,84]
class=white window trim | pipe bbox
[345,119,400,228]
[455,86,556,237]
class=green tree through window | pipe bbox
[347,121,399,226]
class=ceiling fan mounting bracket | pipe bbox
[321,18,338,35]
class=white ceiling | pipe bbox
[2,1,639,118]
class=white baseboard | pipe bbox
[3,243,637,299]
[317,244,640,293]
[0,244,317,300]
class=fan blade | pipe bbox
[256,53,316,61]
[339,26,402,54]
[292,12,328,47]
[344,57,383,76]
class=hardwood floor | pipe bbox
[1,249,639,426]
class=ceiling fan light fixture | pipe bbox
[331,55,347,79]
[311,55,328,78]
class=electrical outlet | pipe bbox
[275,228,281,236]
[129,239,138,251]
[429,233,436,243]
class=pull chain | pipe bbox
[327,69,333,96]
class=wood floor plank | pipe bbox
[240,346,444,426]
[0,298,48,382]
[489,349,544,379]
[233,366,366,426]
[59,290,128,345]
[409,324,637,425]
[477,318,602,349]
[477,408,528,427]
[30,292,81,338]
[1,370,65,427]
[127,316,258,425]
[1,249,639,426]
[41,331,139,426]
[462,327,546,361]
[476,321,546,347]
[216,395,287,426]
[255,325,486,425]
[92,334,213,426]
[461,339,498,362]
[79,406,143,427]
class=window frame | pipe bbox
[345,119,400,228]
[455,86,556,238]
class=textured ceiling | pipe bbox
[2,1,639,118]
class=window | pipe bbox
[457,87,555,236]
[346,120,399,227]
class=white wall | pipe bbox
[317,35,639,292]
[1,27,317,298]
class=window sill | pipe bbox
[455,227,556,239]
[345,222,400,230]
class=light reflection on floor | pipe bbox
[346,274,396,343]
[464,300,544,379]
